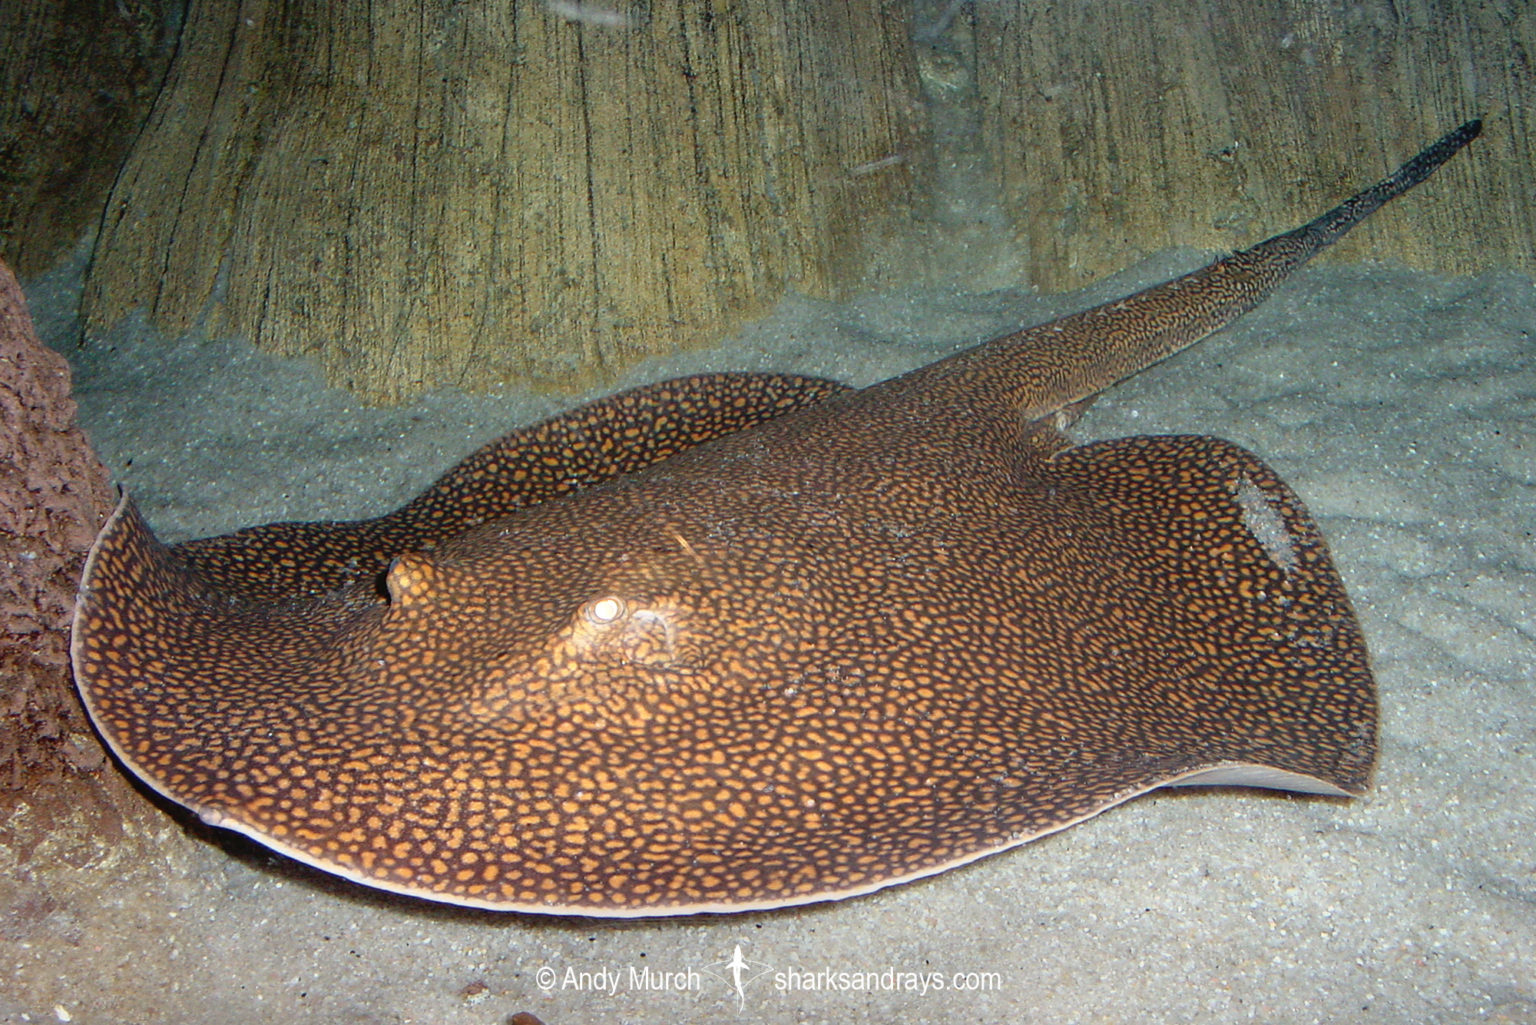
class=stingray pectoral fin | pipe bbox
[73,493,213,803]
[397,371,852,531]
[1163,763,1354,796]
[1019,433,1377,797]
[72,493,373,818]
[169,371,851,603]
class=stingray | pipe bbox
[72,121,1479,916]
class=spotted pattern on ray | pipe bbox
[172,372,850,602]
[71,122,1479,916]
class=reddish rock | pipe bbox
[0,258,172,939]
[0,257,114,789]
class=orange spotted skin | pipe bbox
[170,372,851,603]
[71,123,1479,916]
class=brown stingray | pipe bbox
[71,121,1480,916]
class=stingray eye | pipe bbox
[585,596,626,624]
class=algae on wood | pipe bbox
[83,0,928,403]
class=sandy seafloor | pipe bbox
[10,236,1536,1025]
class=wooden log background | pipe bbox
[0,0,179,277]
[80,0,931,403]
[971,0,1532,290]
[5,0,1524,404]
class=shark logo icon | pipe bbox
[704,944,775,1010]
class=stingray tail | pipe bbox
[1275,119,1483,254]
[935,120,1482,419]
